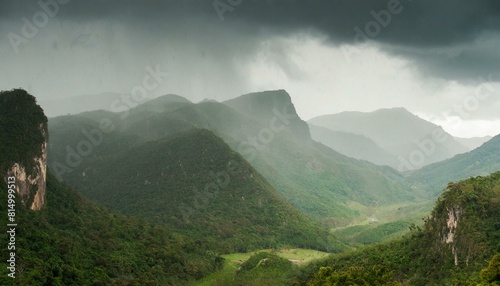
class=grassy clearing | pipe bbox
[194,248,330,286]
[270,248,331,265]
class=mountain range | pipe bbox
[47,91,417,232]
[308,108,490,170]
[2,88,499,285]
[46,90,500,247]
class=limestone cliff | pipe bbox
[6,129,47,210]
[1,89,48,210]
[440,205,462,266]
[429,174,499,269]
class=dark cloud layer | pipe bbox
[2,0,499,83]
[3,0,499,46]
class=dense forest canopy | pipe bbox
[0,89,47,173]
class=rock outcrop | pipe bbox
[7,138,47,210]
[441,205,462,265]
[1,89,48,210]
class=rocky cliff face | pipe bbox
[1,89,48,211]
[7,131,47,210]
[440,205,462,266]
[429,174,499,269]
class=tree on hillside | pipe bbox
[480,253,500,285]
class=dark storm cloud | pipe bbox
[232,0,499,48]
[3,0,499,45]
[383,38,500,82]
[2,0,500,83]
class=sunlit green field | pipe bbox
[195,248,330,286]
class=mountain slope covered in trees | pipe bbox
[52,128,334,253]
[295,172,500,285]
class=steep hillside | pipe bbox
[406,134,500,196]
[54,128,332,253]
[295,172,500,285]
[309,108,468,170]
[222,91,415,220]
[0,89,223,285]
[308,124,398,167]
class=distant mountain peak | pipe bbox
[148,93,191,104]
[374,106,412,114]
[223,89,311,141]
[226,89,292,106]
[223,89,294,116]
[199,98,218,103]
[326,107,416,121]
[129,93,192,114]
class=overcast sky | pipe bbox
[1,0,500,137]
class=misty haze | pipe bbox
[1,1,500,285]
